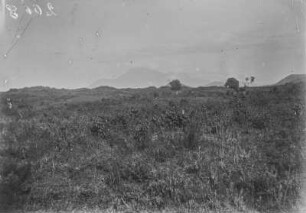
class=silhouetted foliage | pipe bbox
[250,76,255,83]
[225,77,239,91]
[169,79,182,91]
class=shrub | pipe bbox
[225,78,239,91]
[169,80,182,91]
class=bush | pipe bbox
[169,80,182,91]
[225,78,239,91]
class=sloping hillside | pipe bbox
[275,74,306,85]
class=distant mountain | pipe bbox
[89,67,209,89]
[90,67,169,88]
[275,74,306,85]
[205,81,225,87]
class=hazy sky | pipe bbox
[0,0,305,90]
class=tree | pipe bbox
[169,79,182,91]
[225,78,239,91]
[244,76,255,87]
[250,76,255,84]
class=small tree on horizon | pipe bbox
[225,78,239,91]
[169,79,182,91]
[244,76,255,87]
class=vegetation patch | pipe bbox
[0,82,305,212]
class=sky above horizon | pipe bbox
[0,0,305,90]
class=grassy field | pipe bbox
[0,83,305,212]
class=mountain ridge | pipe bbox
[89,67,209,89]
[275,74,306,85]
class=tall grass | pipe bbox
[0,84,305,212]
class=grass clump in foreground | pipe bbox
[0,83,305,212]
